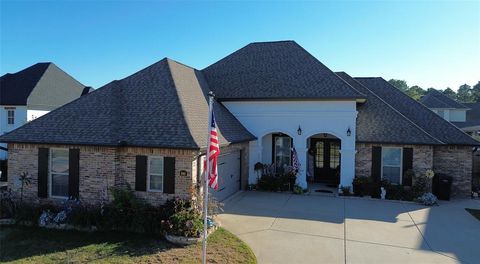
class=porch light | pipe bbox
[347,127,351,137]
[297,126,302,135]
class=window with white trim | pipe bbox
[381,147,402,184]
[7,110,15,124]
[148,156,164,192]
[50,149,69,197]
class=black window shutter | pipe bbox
[163,157,175,194]
[37,148,49,198]
[69,149,80,198]
[135,155,147,191]
[402,148,413,186]
[371,146,382,183]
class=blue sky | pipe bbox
[1,1,479,90]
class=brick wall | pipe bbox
[7,143,198,206]
[433,146,472,197]
[355,143,433,178]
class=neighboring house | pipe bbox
[420,90,480,136]
[420,89,469,122]
[0,41,477,206]
[454,102,480,136]
[0,62,89,161]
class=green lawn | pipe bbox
[466,208,480,221]
[0,226,256,264]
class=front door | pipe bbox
[311,139,340,185]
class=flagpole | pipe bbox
[202,91,214,264]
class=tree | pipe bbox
[471,81,480,102]
[388,79,409,92]
[442,87,457,100]
[405,85,426,101]
[457,84,474,103]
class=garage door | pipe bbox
[212,151,241,201]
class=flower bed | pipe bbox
[0,185,222,238]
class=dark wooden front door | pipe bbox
[311,138,341,185]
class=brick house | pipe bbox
[0,41,478,205]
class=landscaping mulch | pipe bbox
[466,208,480,221]
[0,227,256,264]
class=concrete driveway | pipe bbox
[218,191,480,264]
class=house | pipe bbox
[0,62,89,162]
[0,41,477,206]
[420,89,469,122]
[454,102,480,136]
[420,90,480,136]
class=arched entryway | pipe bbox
[306,133,342,192]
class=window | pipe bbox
[329,142,340,169]
[7,109,14,124]
[273,134,291,174]
[148,157,164,192]
[436,110,446,119]
[381,147,402,184]
[50,149,69,197]
[315,141,324,168]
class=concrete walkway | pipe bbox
[218,191,480,264]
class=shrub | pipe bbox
[165,207,203,237]
[0,188,15,219]
[340,186,351,196]
[293,185,303,195]
[352,177,370,196]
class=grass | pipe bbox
[0,226,256,264]
[466,208,480,221]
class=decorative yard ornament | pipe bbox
[381,187,386,200]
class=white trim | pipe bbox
[380,147,403,185]
[49,148,69,199]
[147,156,164,192]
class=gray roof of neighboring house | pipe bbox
[355,77,479,146]
[335,72,440,145]
[0,59,255,149]
[464,102,480,121]
[420,89,468,109]
[0,62,86,110]
[202,41,366,101]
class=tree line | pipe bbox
[388,79,480,103]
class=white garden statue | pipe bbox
[381,187,386,200]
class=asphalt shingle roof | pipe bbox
[420,89,468,109]
[202,41,366,101]
[0,63,85,109]
[335,72,440,145]
[0,59,255,149]
[355,77,479,146]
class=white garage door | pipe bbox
[212,151,241,201]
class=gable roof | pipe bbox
[355,77,479,146]
[0,59,255,149]
[0,63,86,109]
[335,72,440,145]
[420,89,468,109]
[202,41,366,101]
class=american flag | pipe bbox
[205,111,220,190]
[292,146,300,173]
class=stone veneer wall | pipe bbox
[7,143,198,206]
[433,146,472,197]
[355,143,433,178]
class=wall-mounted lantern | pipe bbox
[347,127,352,137]
[297,126,302,135]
